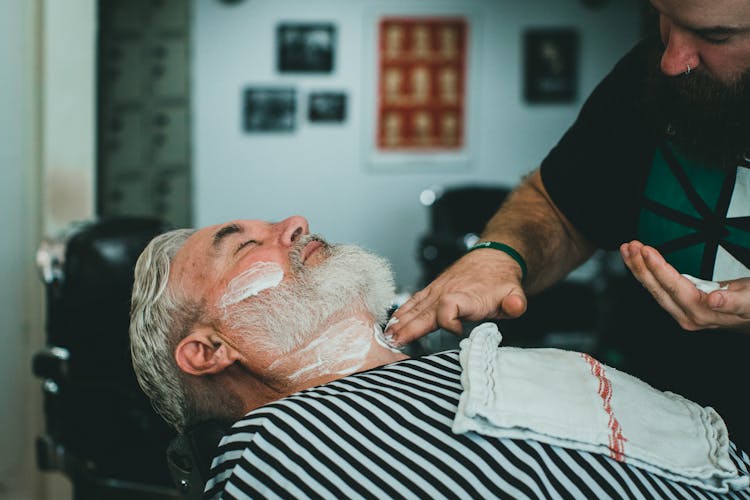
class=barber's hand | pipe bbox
[385,249,527,345]
[620,240,750,334]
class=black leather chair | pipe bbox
[166,420,232,499]
[33,216,181,500]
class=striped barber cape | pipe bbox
[204,351,750,499]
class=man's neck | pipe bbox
[252,312,408,408]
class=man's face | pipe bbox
[223,239,396,360]
[652,0,750,84]
[647,0,750,168]
[170,216,325,317]
[170,216,395,363]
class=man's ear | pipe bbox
[175,326,240,376]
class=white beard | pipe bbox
[222,235,395,355]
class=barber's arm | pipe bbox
[621,240,750,335]
[387,169,596,345]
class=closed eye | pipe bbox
[235,239,259,254]
[701,34,732,45]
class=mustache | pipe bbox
[289,233,330,270]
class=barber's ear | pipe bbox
[175,327,240,376]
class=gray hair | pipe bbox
[129,228,198,432]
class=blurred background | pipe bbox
[2,0,647,498]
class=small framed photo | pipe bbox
[523,29,579,103]
[277,23,336,73]
[308,92,346,123]
[243,87,296,132]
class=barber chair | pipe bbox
[33,216,181,500]
[415,184,604,354]
[165,420,232,499]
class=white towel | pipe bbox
[453,322,750,493]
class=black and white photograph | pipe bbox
[243,87,296,131]
[277,23,336,73]
[308,92,346,122]
[523,28,578,103]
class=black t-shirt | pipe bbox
[541,39,659,250]
[539,38,750,450]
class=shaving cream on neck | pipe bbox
[268,317,373,384]
[373,323,402,353]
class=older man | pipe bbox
[130,216,750,498]
[129,216,406,432]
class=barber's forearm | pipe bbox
[480,169,595,294]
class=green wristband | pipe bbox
[467,241,527,281]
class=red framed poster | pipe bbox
[376,17,468,151]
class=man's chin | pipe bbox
[660,70,750,169]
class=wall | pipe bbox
[192,0,642,291]
[42,0,96,235]
[0,0,94,498]
[0,0,43,498]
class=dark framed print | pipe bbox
[308,92,346,123]
[277,23,336,73]
[243,87,296,132]
[523,28,578,103]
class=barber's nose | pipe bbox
[276,216,309,247]
[659,17,700,77]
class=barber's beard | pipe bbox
[222,234,396,355]
[646,45,750,169]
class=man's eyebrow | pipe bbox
[690,25,748,37]
[212,223,243,250]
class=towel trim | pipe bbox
[581,353,628,462]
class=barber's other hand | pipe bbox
[620,240,750,334]
[385,248,527,345]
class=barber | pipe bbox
[387,0,750,450]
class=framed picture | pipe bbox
[243,87,296,132]
[308,92,347,123]
[375,17,468,151]
[277,23,336,73]
[523,28,579,103]
[361,5,481,172]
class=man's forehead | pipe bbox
[168,222,236,289]
[651,0,750,29]
[171,222,231,270]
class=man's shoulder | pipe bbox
[248,349,461,416]
[229,350,457,424]
[204,350,462,497]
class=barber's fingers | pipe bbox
[386,288,526,345]
[706,278,750,316]
[704,283,750,334]
[621,241,750,332]
[388,286,446,339]
[387,250,527,345]
[621,241,693,327]
[388,286,527,346]
[389,284,433,321]
[387,286,469,340]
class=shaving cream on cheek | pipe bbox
[219,262,284,308]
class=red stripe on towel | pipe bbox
[580,353,627,462]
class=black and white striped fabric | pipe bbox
[204,351,750,499]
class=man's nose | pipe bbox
[275,216,309,247]
[659,17,700,77]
